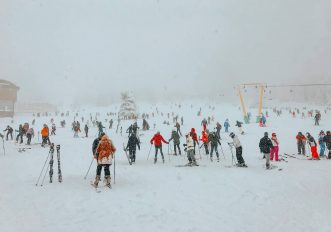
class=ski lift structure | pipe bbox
[237,83,331,124]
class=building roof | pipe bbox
[0,79,19,90]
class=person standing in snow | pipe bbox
[175,122,182,136]
[296,132,306,155]
[126,133,140,164]
[229,132,247,167]
[183,133,199,166]
[92,135,116,188]
[16,124,24,144]
[208,130,221,162]
[169,128,181,156]
[306,133,319,160]
[259,132,274,169]
[216,122,222,139]
[109,119,113,129]
[235,121,244,135]
[150,131,169,164]
[41,124,51,147]
[3,125,13,141]
[84,124,89,138]
[201,118,208,132]
[224,119,230,133]
[51,123,56,136]
[318,131,326,157]
[323,131,331,159]
[98,122,105,137]
[190,128,199,155]
[270,133,279,161]
[26,127,34,145]
[314,112,321,126]
[200,130,209,155]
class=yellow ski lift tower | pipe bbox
[237,83,331,123]
[237,83,266,123]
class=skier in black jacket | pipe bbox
[126,133,140,163]
[92,132,105,156]
[169,129,181,155]
[324,131,331,159]
[259,132,274,169]
[3,125,13,141]
[208,131,222,162]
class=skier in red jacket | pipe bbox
[190,128,199,155]
[150,131,169,164]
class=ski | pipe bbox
[175,164,202,167]
[90,182,101,193]
[56,145,62,183]
[283,153,308,160]
[18,147,32,152]
[267,165,282,171]
[123,143,132,165]
[49,144,55,183]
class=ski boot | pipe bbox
[266,164,270,170]
[105,175,111,188]
[217,156,220,162]
[192,160,199,166]
[210,156,213,162]
[154,158,157,164]
[92,175,100,188]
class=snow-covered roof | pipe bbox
[0,79,19,90]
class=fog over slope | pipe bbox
[1,0,330,105]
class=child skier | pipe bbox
[306,133,319,160]
[270,133,279,161]
[224,119,230,133]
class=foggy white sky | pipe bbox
[1,0,331,105]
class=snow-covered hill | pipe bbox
[0,103,330,232]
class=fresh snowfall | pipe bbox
[0,102,331,232]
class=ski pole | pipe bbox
[219,144,226,160]
[2,138,5,156]
[198,144,202,160]
[35,150,51,186]
[147,144,152,160]
[168,144,171,162]
[40,162,50,186]
[84,157,94,180]
[113,154,116,185]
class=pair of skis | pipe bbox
[35,144,62,186]
[49,144,63,183]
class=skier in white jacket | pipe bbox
[229,132,247,167]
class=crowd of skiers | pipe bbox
[296,131,331,159]
[1,105,330,190]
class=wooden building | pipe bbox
[0,80,19,117]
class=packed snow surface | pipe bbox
[0,103,330,232]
